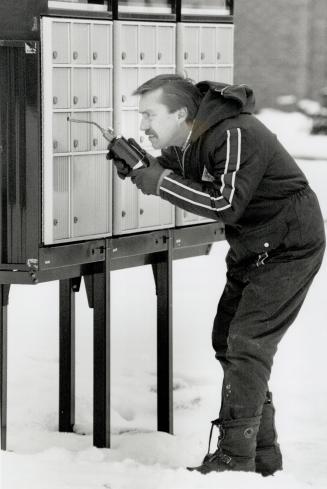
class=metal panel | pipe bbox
[53,157,70,241]
[139,194,161,228]
[113,21,176,235]
[121,24,138,64]
[121,68,138,107]
[139,24,156,65]
[43,17,113,244]
[157,25,175,65]
[91,23,111,65]
[92,68,112,108]
[52,21,70,64]
[200,26,216,64]
[70,112,90,152]
[53,113,70,153]
[72,154,111,238]
[183,26,199,64]
[72,68,90,108]
[91,111,113,151]
[71,22,90,64]
[53,68,71,109]
[216,26,233,64]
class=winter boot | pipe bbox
[188,416,261,474]
[255,392,283,476]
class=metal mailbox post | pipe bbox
[0,0,233,451]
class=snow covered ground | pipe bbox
[1,110,327,489]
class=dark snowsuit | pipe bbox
[157,82,326,422]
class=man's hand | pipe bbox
[106,149,131,180]
[131,155,171,195]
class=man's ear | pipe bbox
[177,107,188,123]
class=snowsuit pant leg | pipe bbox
[212,245,325,421]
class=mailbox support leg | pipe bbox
[152,237,173,434]
[59,278,80,432]
[0,285,10,450]
[93,256,111,448]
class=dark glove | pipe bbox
[130,155,171,195]
[106,148,131,180]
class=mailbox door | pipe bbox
[71,112,91,153]
[72,68,90,109]
[121,24,138,64]
[91,111,113,151]
[92,23,112,65]
[53,68,70,109]
[72,155,111,238]
[92,68,112,108]
[183,26,200,65]
[42,17,113,244]
[71,22,90,65]
[121,68,138,107]
[113,21,175,235]
[157,25,175,65]
[53,113,70,154]
[53,157,70,241]
[52,22,70,64]
[216,26,234,65]
[139,24,157,65]
[200,26,216,65]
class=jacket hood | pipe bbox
[191,82,256,141]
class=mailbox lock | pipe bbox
[93,138,98,147]
[122,95,126,103]
[53,218,58,226]
[217,52,221,60]
[93,96,98,104]
[201,52,205,60]
[184,52,188,60]
[73,139,79,148]
[74,216,78,223]
[140,52,145,60]
[73,51,78,60]
[158,52,162,60]
[121,51,126,60]
[53,96,58,105]
[93,51,98,61]
[140,209,144,215]
[73,96,78,105]
[122,211,126,217]
[52,51,58,59]
[53,140,58,150]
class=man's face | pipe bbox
[139,88,185,149]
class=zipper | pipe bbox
[181,144,190,177]
[174,146,184,176]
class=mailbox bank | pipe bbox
[0,0,233,450]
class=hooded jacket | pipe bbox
[157,82,324,268]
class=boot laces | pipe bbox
[204,418,232,465]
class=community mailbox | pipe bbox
[0,0,233,266]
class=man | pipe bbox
[108,75,326,476]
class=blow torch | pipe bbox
[67,117,149,170]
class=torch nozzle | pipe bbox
[67,116,115,142]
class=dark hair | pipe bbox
[133,74,202,122]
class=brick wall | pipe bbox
[233,0,327,109]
